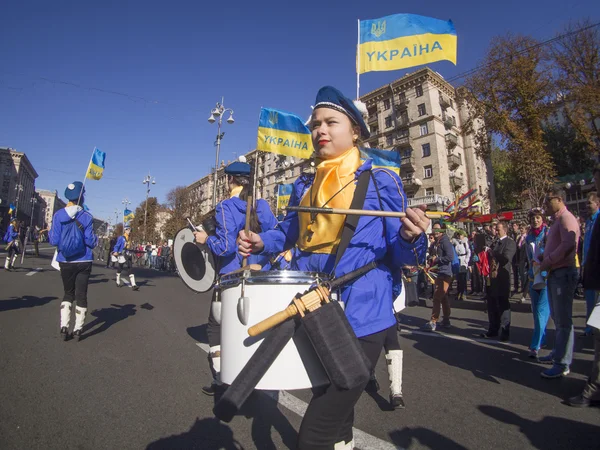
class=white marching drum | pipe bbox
[219,271,331,390]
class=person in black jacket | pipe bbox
[422,223,455,331]
[481,221,517,341]
[569,164,600,407]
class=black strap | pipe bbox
[331,170,371,275]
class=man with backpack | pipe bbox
[49,181,98,341]
[481,221,517,341]
[422,222,456,331]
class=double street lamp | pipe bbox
[121,198,131,226]
[565,179,586,216]
[208,99,235,208]
[14,183,23,216]
[142,173,156,242]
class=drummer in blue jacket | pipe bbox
[193,158,278,396]
[49,181,98,341]
[238,86,429,450]
[3,219,20,271]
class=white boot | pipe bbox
[202,345,223,396]
[334,439,355,450]
[73,306,87,341]
[60,301,72,328]
[129,274,139,291]
[386,350,405,409]
[10,254,17,269]
[116,273,122,287]
[4,257,9,270]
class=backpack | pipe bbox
[451,246,460,276]
[58,215,86,259]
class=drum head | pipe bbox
[173,228,216,293]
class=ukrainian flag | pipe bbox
[277,184,293,210]
[358,13,457,74]
[257,108,313,159]
[86,148,106,180]
[360,147,401,175]
[124,209,134,223]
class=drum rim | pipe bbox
[218,270,330,288]
[173,227,216,294]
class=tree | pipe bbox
[490,146,521,210]
[129,197,160,244]
[543,125,594,176]
[461,34,557,208]
[162,186,197,240]
[551,20,600,154]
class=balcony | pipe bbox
[400,176,419,191]
[394,97,409,110]
[367,114,378,124]
[395,135,410,147]
[439,94,451,109]
[400,155,416,169]
[447,153,462,170]
[443,115,453,130]
[450,174,464,187]
[396,117,410,128]
[408,194,450,208]
[445,133,458,149]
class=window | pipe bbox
[420,123,429,136]
[397,128,409,138]
[398,111,409,126]
[383,99,391,110]
[452,116,456,126]
[398,92,407,103]
[401,148,412,158]
[386,135,393,146]
[418,103,427,116]
[416,85,423,97]
[477,167,481,178]
[424,165,433,178]
[425,188,434,196]
[385,116,392,128]
[422,143,431,157]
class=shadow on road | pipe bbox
[390,427,469,450]
[479,404,600,450]
[242,391,298,450]
[145,417,244,450]
[88,278,109,284]
[0,295,58,312]
[80,303,137,341]
[187,324,208,344]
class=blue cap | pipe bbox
[314,86,370,140]
[64,181,84,201]
[225,161,251,176]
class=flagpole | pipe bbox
[356,19,361,100]
[78,147,96,206]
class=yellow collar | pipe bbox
[230,186,243,198]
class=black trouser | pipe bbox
[457,271,468,296]
[487,291,510,336]
[404,275,418,306]
[512,263,519,292]
[471,265,483,293]
[59,262,92,308]
[117,262,133,277]
[383,323,401,352]
[297,327,388,450]
[33,240,39,257]
[207,289,220,348]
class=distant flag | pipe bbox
[277,184,293,210]
[357,13,457,74]
[8,203,15,216]
[86,148,106,180]
[124,209,134,223]
[257,108,313,159]
[359,147,401,175]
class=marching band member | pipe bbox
[49,182,98,341]
[3,219,20,271]
[193,159,278,396]
[238,86,428,450]
[112,227,139,290]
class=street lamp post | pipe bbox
[566,179,586,216]
[142,173,156,242]
[208,99,235,208]
[121,198,131,226]
[14,183,23,217]
[29,197,37,229]
[114,209,119,232]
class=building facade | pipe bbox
[0,147,39,226]
[360,67,491,212]
[36,189,67,230]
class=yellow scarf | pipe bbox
[230,186,243,198]
[298,147,362,253]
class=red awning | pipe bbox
[472,212,514,224]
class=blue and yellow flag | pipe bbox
[360,147,401,175]
[8,203,15,215]
[124,209,134,223]
[257,108,313,159]
[277,184,293,210]
[86,148,106,180]
[358,13,457,74]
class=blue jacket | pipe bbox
[432,234,455,278]
[113,235,128,254]
[207,196,278,275]
[584,210,599,264]
[3,225,19,243]
[260,159,427,338]
[49,206,98,263]
[525,226,548,279]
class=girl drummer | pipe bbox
[194,159,278,396]
[238,86,429,450]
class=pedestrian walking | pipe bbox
[111,227,139,290]
[3,219,20,271]
[49,181,98,341]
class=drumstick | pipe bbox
[242,195,253,266]
[284,205,449,219]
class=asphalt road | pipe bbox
[0,247,598,450]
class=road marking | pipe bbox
[401,328,517,348]
[195,343,402,450]
[26,268,43,276]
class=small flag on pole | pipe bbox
[8,203,15,216]
[86,148,106,180]
[360,147,401,175]
[257,108,313,159]
[124,209,135,223]
[277,184,293,210]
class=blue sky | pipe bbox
[1,1,598,223]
